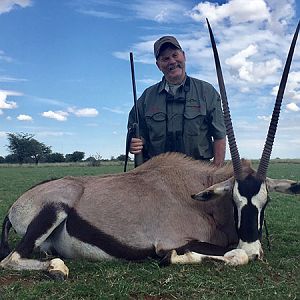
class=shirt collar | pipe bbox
[158,75,187,94]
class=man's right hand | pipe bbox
[130,137,143,154]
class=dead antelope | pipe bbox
[0,21,299,279]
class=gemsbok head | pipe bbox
[191,19,300,260]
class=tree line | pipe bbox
[0,133,128,165]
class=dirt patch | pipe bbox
[0,274,36,287]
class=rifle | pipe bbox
[124,52,143,171]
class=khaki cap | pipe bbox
[154,36,182,59]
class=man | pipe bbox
[127,36,226,166]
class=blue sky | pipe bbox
[0,0,299,159]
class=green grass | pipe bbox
[0,162,299,300]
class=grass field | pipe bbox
[0,161,299,300]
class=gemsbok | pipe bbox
[0,20,299,279]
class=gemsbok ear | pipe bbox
[192,178,234,201]
[266,178,300,194]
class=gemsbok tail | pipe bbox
[0,215,12,260]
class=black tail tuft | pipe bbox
[0,215,12,260]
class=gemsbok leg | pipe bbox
[0,203,69,280]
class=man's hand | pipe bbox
[130,137,143,154]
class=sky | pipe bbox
[0,0,299,160]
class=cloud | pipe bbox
[76,0,189,23]
[130,0,189,23]
[286,102,300,112]
[29,95,69,107]
[113,39,155,64]
[42,110,69,121]
[272,71,300,101]
[37,131,74,137]
[0,0,32,14]
[17,114,33,121]
[0,131,6,138]
[103,106,126,114]
[0,75,28,82]
[257,115,271,121]
[0,89,21,110]
[0,50,13,63]
[77,9,122,19]
[271,72,300,103]
[225,44,282,83]
[69,107,99,117]
[189,0,270,24]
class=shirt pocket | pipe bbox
[145,112,167,141]
[183,108,207,136]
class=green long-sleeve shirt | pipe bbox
[128,76,225,162]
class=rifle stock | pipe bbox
[130,52,143,167]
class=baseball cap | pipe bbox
[154,36,182,59]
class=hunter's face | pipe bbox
[156,47,186,84]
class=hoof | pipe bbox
[224,249,249,266]
[159,250,175,267]
[48,258,69,280]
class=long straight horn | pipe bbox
[206,18,243,179]
[256,21,300,180]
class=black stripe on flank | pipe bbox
[66,208,157,261]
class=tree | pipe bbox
[6,133,51,164]
[45,152,65,163]
[65,151,85,162]
[86,153,102,167]
[4,154,18,164]
[29,139,51,164]
[0,156,5,164]
[116,154,127,162]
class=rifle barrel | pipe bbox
[129,52,143,167]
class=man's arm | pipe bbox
[213,137,226,166]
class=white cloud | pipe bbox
[266,0,296,34]
[225,44,282,83]
[272,71,300,101]
[286,102,300,112]
[103,106,125,115]
[0,131,6,138]
[131,0,188,23]
[0,0,32,14]
[17,114,32,121]
[189,0,270,24]
[77,9,122,19]
[0,75,27,82]
[37,131,74,137]
[42,110,69,121]
[257,115,271,121]
[69,107,99,117]
[0,89,21,110]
